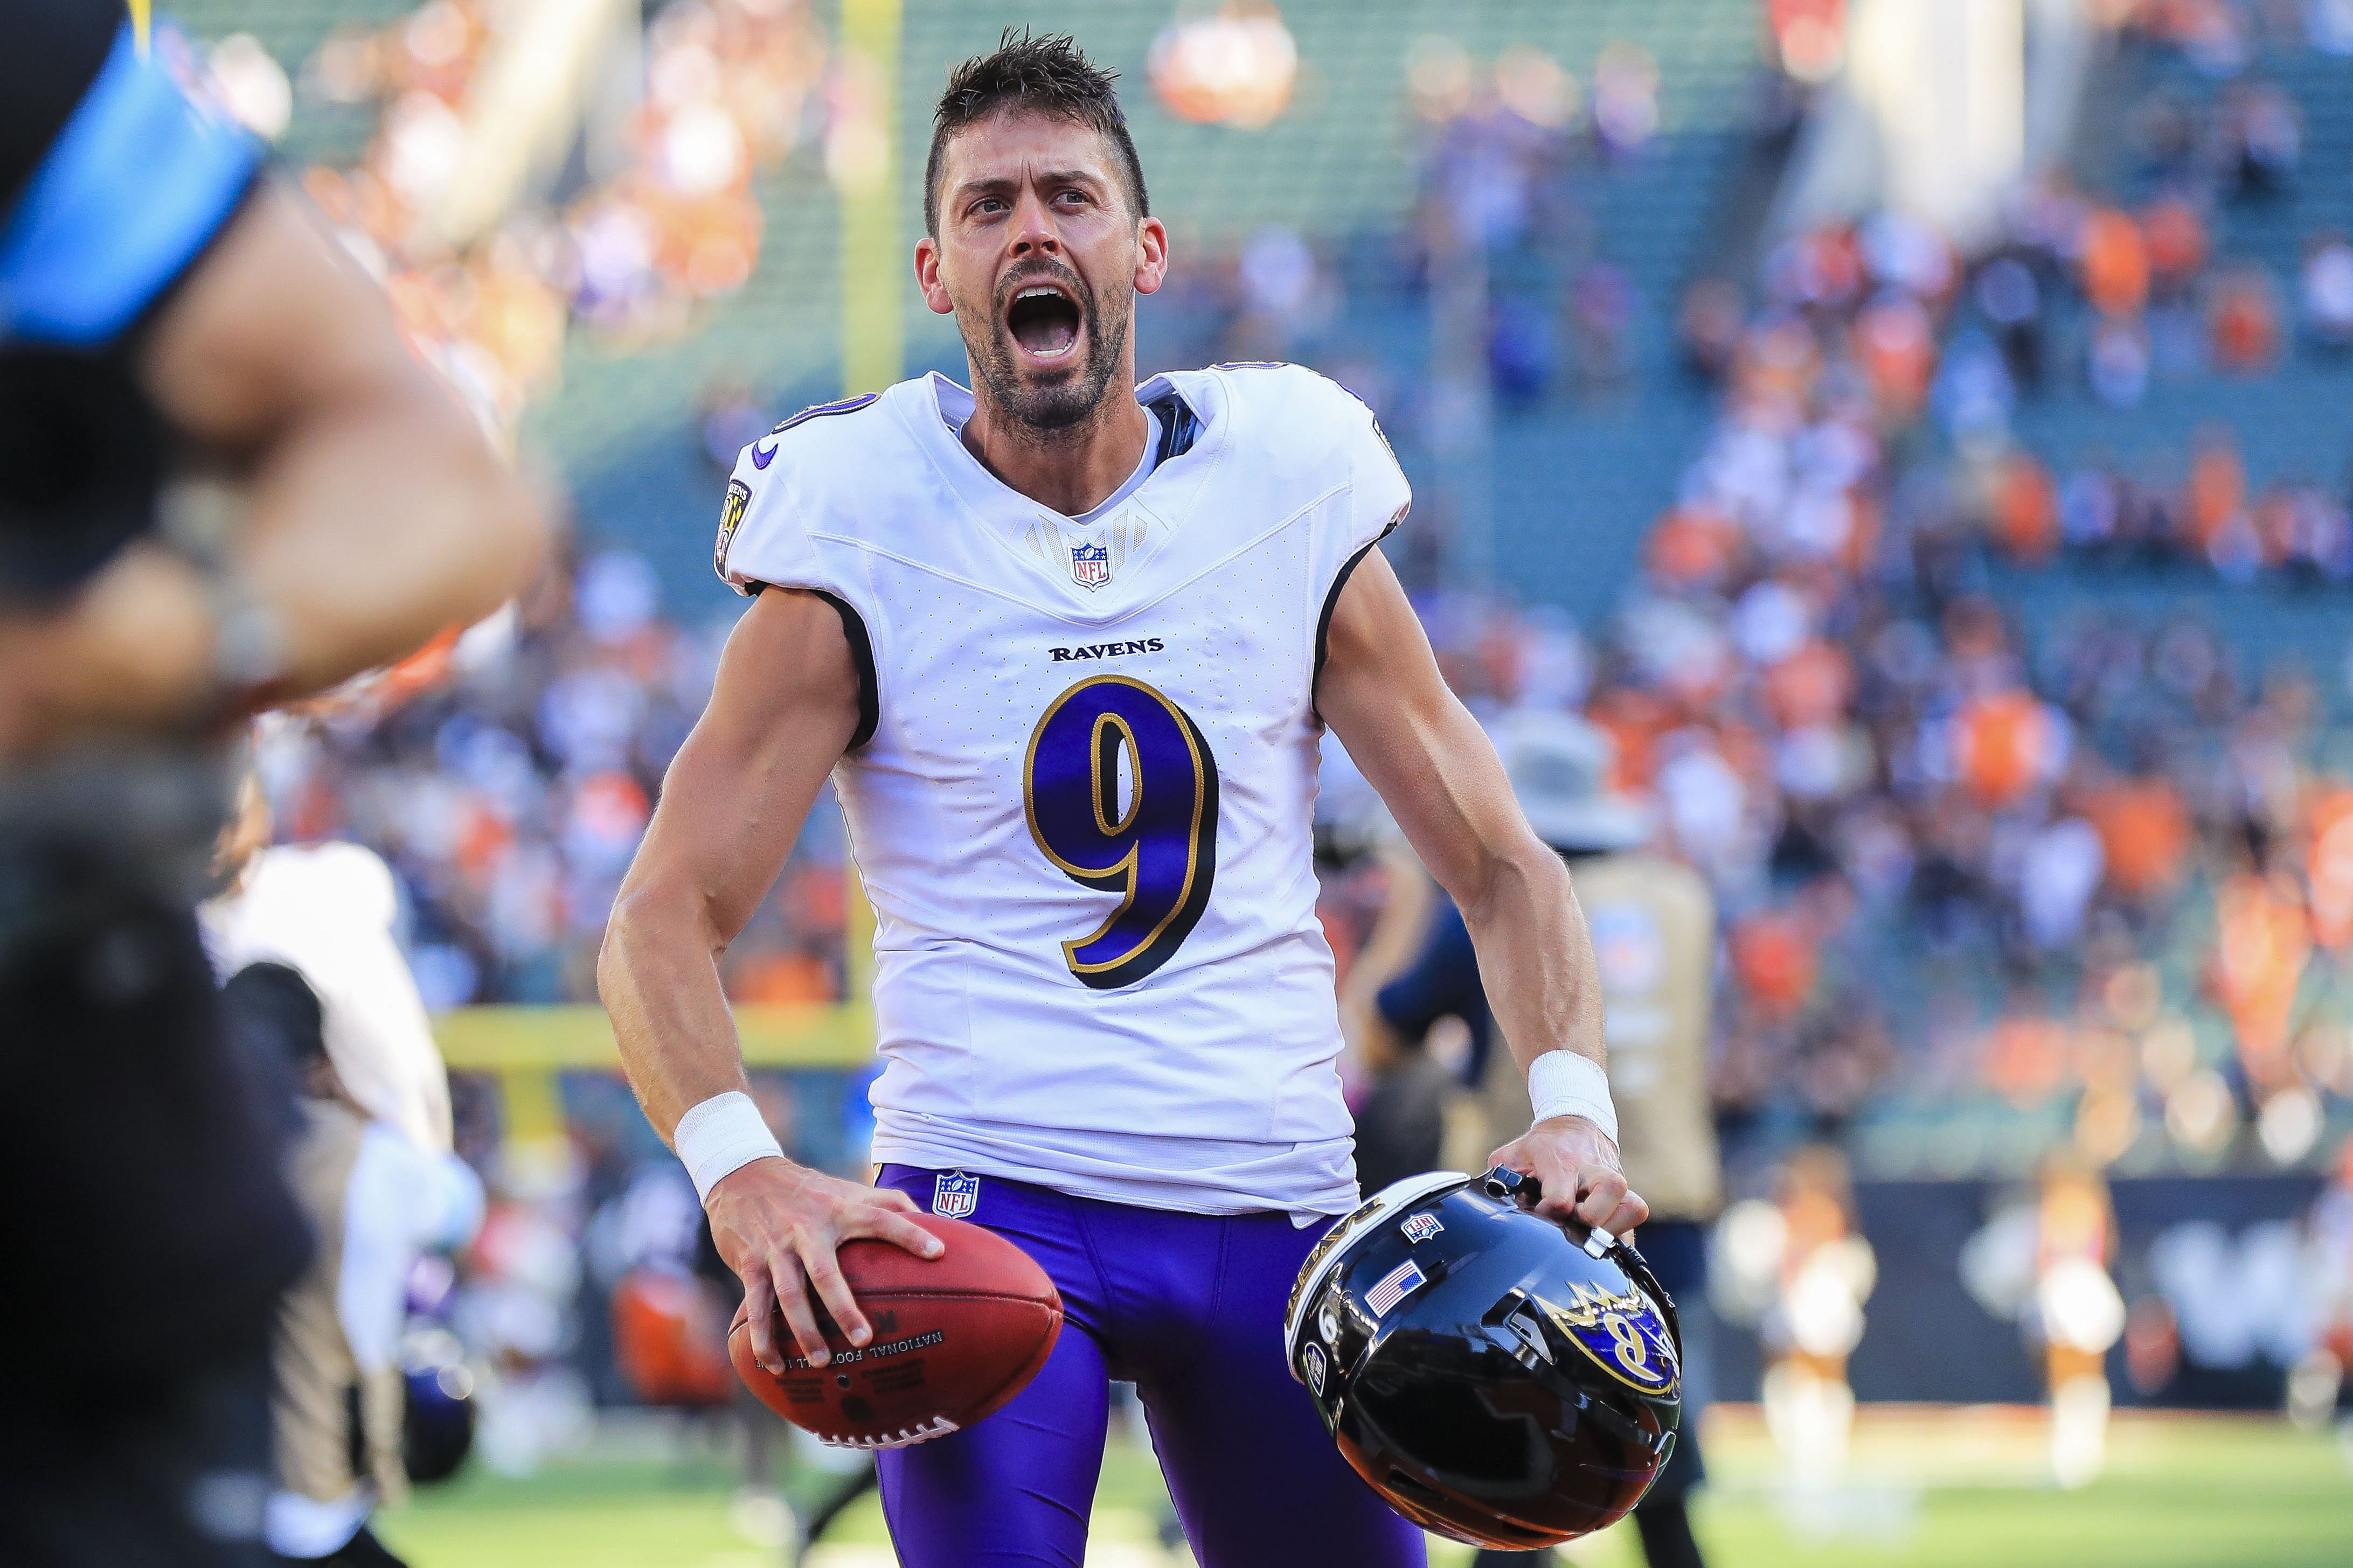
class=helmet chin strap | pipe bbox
[1477,1165,1684,1371]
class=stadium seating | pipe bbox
[592,0,1766,612]
[162,0,1768,616]
[171,0,413,165]
[2003,32,2353,725]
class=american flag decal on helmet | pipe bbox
[1364,1259,1428,1317]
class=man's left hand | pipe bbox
[1488,1116,1648,1237]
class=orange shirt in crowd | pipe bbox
[1647,505,1743,587]
[1764,638,1855,730]
[1993,453,2059,562]
[1856,294,1935,416]
[2213,870,2310,1067]
[2142,198,2208,286]
[1986,1013,2071,1108]
[1587,688,1675,791]
[2307,785,2353,949]
[2083,778,2192,900]
[1731,910,1818,1024]
[1953,689,2059,807]
[2185,436,2245,550]
[2211,274,2280,372]
[2079,209,2150,319]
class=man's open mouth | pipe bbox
[1006,283,1082,360]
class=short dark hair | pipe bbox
[924,31,1149,238]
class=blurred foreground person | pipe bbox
[1362,713,1718,1568]
[225,963,482,1567]
[0,3,543,1562]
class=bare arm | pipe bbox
[1316,548,1644,1234]
[600,587,938,1372]
[144,184,547,695]
[0,183,546,754]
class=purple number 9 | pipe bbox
[1022,675,1220,989]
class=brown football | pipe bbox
[726,1213,1062,1449]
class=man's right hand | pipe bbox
[706,1158,945,1373]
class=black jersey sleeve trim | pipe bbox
[815,590,880,750]
[1311,522,1398,720]
[736,583,879,751]
[734,585,875,752]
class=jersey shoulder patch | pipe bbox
[714,477,753,587]
[738,392,883,476]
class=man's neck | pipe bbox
[960,375,1150,517]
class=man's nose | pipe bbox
[1008,192,1061,260]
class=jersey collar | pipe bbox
[905,371,1225,618]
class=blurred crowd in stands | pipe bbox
[251,548,848,1016]
[152,0,2353,1469]
[194,0,826,428]
[214,2,2353,1200]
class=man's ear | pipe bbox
[1134,216,1170,297]
[914,236,955,316]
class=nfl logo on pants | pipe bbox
[933,1171,980,1219]
[1070,542,1109,589]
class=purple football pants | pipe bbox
[873,1166,1426,1568]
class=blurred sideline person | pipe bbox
[1,3,544,1562]
[1359,712,1718,1568]
[1341,827,1453,1195]
[1754,1147,1874,1494]
[223,962,483,1567]
[207,771,454,1155]
[602,34,1640,1566]
[2031,1160,2125,1489]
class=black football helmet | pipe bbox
[1284,1166,1682,1549]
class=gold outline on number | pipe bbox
[1022,674,1214,982]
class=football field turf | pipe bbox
[378,1406,2353,1567]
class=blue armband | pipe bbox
[0,21,265,349]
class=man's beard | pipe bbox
[960,261,1130,436]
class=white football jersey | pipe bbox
[717,365,1407,1217]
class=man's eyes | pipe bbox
[967,189,1092,218]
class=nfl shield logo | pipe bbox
[932,1171,980,1219]
[1070,542,1110,589]
[1401,1212,1444,1244]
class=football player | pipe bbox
[602,32,1644,1566]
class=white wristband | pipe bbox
[674,1091,783,1203]
[1528,1050,1618,1146]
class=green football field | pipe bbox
[378,1406,2353,1567]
